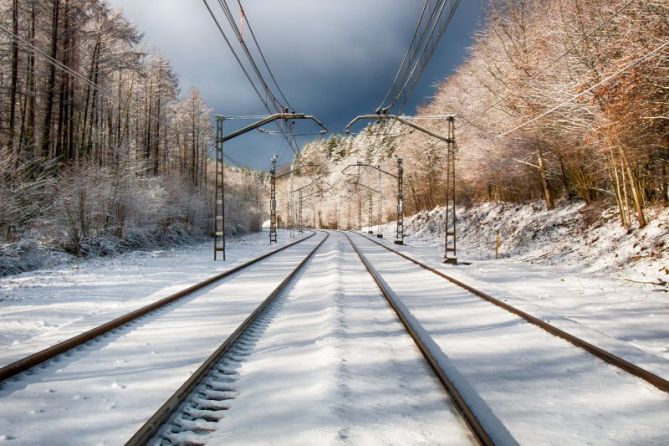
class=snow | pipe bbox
[374,201,669,286]
[352,234,669,445]
[0,230,297,368]
[0,220,668,444]
[205,232,475,445]
[365,202,669,370]
[0,232,322,444]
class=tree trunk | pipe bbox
[619,147,646,228]
[536,146,554,209]
[40,0,61,160]
[9,0,20,159]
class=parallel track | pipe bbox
[125,232,329,445]
[354,232,669,393]
[0,232,316,383]
[344,232,495,446]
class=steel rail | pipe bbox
[343,232,495,446]
[0,232,317,382]
[125,231,330,445]
[355,232,669,393]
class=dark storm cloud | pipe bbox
[107,0,487,169]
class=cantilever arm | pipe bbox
[219,113,328,143]
[342,162,398,179]
[276,161,321,180]
[344,114,452,144]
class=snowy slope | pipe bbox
[373,201,669,286]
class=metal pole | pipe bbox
[368,191,373,234]
[214,117,226,260]
[269,155,277,244]
[377,166,383,238]
[444,116,457,264]
[334,200,338,230]
[298,190,303,233]
[395,157,404,245]
[289,174,294,238]
[358,193,362,231]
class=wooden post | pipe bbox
[496,231,501,259]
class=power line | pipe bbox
[378,0,461,113]
[235,0,292,109]
[203,0,300,154]
[202,0,275,114]
[391,0,460,112]
[378,0,431,108]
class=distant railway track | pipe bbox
[125,231,329,445]
[0,232,316,383]
[353,231,669,394]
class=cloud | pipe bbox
[107,0,487,169]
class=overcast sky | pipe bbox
[107,0,488,170]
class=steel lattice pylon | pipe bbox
[396,158,405,244]
[443,116,457,264]
[214,117,226,260]
[367,191,373,234]
[269,155,277,244]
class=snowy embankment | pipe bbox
[0,225,209,278]
[375,201,669,286]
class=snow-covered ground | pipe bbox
[350,233,669,445]
[365,202,669,366]
[206,232,475,445]
[0,232,322,444]
[1,218,668,444]
[0,230,299,368]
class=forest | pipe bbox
[283,0,668,232]
[1,0,667,271]
[0,0,262,272]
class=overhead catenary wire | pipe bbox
[390,0,461,113]
[378,0,461,114]
[378,0,432,108]
[234,0,292,109]
[203,0,301,155]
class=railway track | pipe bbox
[0,232,316,383]
[345,231,669,445]
[2,230,667,444]
[125,232,329,445]
[129,230,489,446]
[353,231,669,393]
[343,232,499,446]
